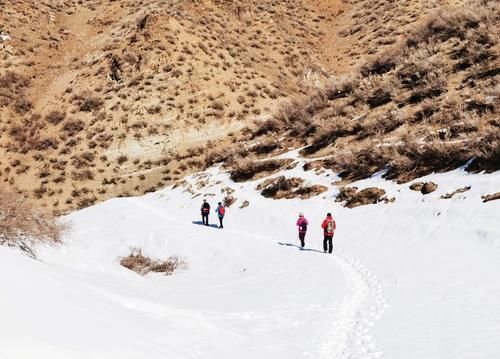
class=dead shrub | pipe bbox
[62,119,86,135]
[301,117,363,155]
[335,187,388,208]
[14,98,33,114]
[117,155,128,165]
[0,72,30,109]
[361,50,398,76]
[466,132,500,173]
[229,158,295,182]
[71,170,94,181]
[256,176,327,199]
[72,92,104,112]
[45,110,66,125]
[254,118,283,137]
[257,176,304,198]
[353,75,395,108]
[0,190,64,257]
[223,195,236,207]
[482,192,500,203]
[120,248,187,275]
[407,8,480,47]
[441,186,471,199]
[251,139,280,155]
[321,146,388,181]
[325,75,359,100]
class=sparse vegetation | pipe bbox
[482,192,500,203]
[335,187,391,208]
[229,159,295,182]
[0,0,332,210]
[0,0,498,211]
[441,186,471,199]
[120,248,187,275]
[256,176,327,199]
[0,190,64,257]
[246,0,499,183]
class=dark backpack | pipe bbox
[202,202,210,213]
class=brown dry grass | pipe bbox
[335,187,390,208]
[256,176,327,199]
[244,0,500,182]
[229,158,296,182]
[1,0,498,212]
[0,0,334,212]
[120,248,187,276]
[0,189,64,257]
[482,192,500,203]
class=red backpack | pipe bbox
[218,206,225,216]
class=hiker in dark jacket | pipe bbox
[201,199,211,226]
[321,213,336,254]
[296,212,309,248]
[215,202,225,229]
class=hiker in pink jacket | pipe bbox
[296,212,309,248]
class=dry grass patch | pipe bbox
[229,158,296,182]
[335,187,392,208]
[441,186,471,199]
[482,192,500,203]
[245,0,500,182]
[223,195,236,207]
[256,176,327,199]
[0,190,64,257]
[120,248,187,276]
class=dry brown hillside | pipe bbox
[1,0,341,211]
[1,0,498,213]
[233,0,499,183]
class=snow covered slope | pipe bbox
[1,153,499,359]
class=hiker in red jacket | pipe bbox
[321,213,336,254]
[296,212,308,248]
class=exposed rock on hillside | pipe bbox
[335,186,391,208]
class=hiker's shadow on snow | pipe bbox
[192,221,220,229]
[277,242,325,254]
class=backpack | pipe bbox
[202,202,210,213]
[326,220,334,233]
[218,206,225,216]
[299,221,307,232]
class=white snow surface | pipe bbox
[1,152,500,359]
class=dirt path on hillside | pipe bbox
[31,6,103,113]
[305,0,355,73]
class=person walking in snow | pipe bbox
[321,213,336,254]
[215,202,225,229]
[201,199,211,226]
[296,212,308,248]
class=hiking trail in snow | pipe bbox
[2,150,500,359]
[127,193,388,359]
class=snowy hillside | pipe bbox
[1,152,500,359]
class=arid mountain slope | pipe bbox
[234,0,499,182]
[1,0,341,212]
[1,0,498,213]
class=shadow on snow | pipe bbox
[192,220,220,229]
[277,242,325,254]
